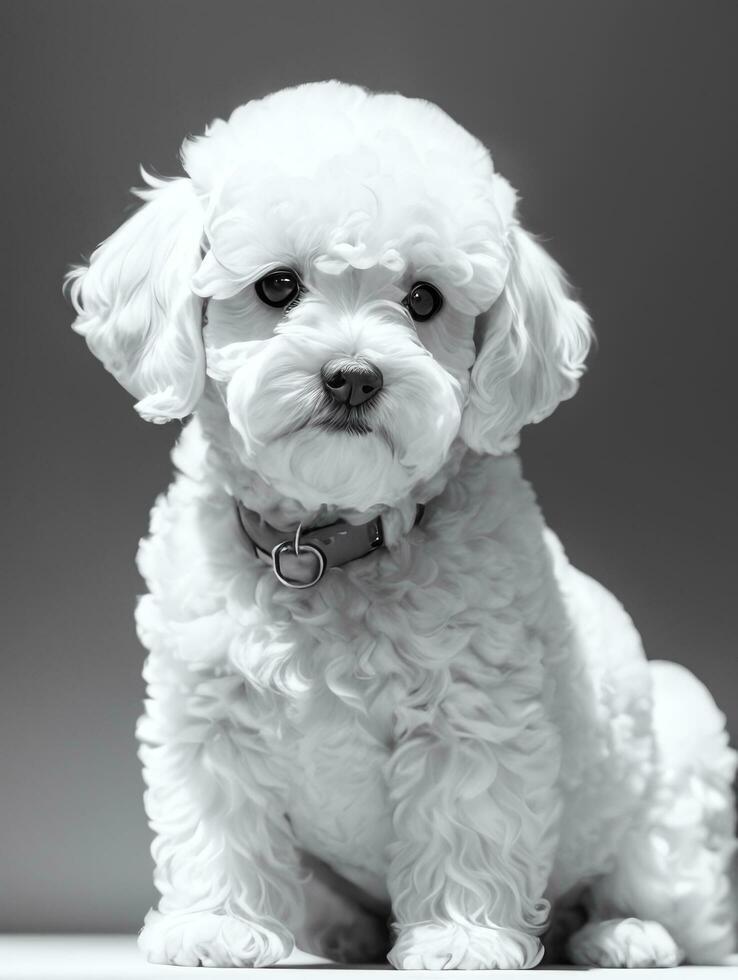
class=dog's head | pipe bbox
[68,81,591,513]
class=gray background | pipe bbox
[2,0,736,933]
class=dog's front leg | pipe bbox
[136,653,301,967]
[386,687,561,970]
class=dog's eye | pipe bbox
[404,281,443,322]
[255,268,302,308]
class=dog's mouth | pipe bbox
[315,415,373,436]
[297,401,396,452]
[310,400,375,436]
[273,392,396,450]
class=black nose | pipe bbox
[321,358,383,407]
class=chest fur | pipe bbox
[138,450,569,893]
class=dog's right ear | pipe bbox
[65,172,206,423]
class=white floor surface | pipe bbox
[1,936,737,980]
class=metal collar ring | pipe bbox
[271,537,327,589]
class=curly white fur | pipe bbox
[67,81,737,969]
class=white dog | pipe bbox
[67,81,737,969]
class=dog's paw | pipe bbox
[567,917,684,968]
[138,908,292,967]
[388,922,543,970]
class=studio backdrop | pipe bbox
[2,0,736,934]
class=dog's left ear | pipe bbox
[66,172,206,423]
[461,218,593,455]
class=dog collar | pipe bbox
[236,500,424,589]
